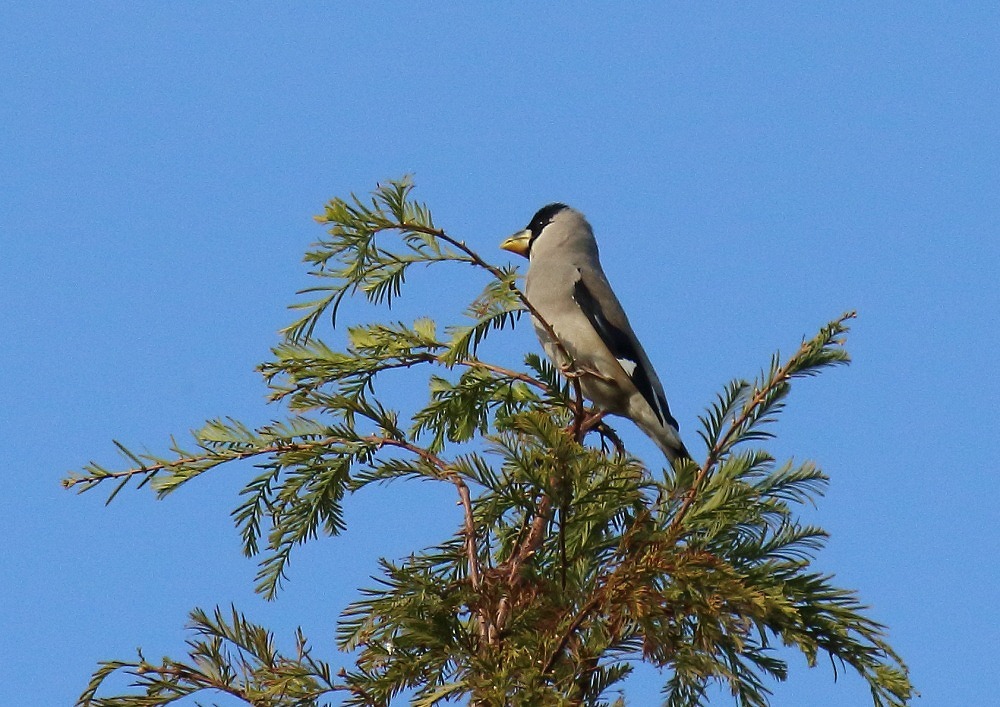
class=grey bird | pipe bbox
[501,203,690,468]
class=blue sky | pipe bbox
[2,3,998,705]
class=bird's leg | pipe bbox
[557,362,612,441]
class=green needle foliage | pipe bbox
[64,178,912,706]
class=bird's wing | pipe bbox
[571,267,679,431]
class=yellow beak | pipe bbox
[500,229,532,258]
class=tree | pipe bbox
[64,179,912,706]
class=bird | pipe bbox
[501,203,690,469]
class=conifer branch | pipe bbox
[62,439,321,495]
[669,311,857,535]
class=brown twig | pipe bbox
[569,376,585,442]
[464,359,547,390]
[490,492,555,644]
[542,595,602,676]
[367,438,482,594]
[135,663,255,703]
[577,410,606,434]
[596,422,627,457]
[508,494,555,575]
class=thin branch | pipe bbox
[490,490,557,641]
[372,436,488,644]
[397,221,581,387]
[540,511,651,677]
[542,596,602,676]
[375,437,482,593]
[134,663,253,703]
[596,423,627,457]
[667,329,832,534]
[62,440,329,493]
[268,339,548,407]
[465,359,546,390]
[569,376,585,442]
[490,493,556,643]
[508,494,554,576]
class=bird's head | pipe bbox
[501,203,581,259]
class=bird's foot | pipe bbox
[559,362,615,383]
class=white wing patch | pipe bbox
[617,357,638,376]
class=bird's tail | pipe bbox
[627,407,692,471]
[654,435,691,472]
[639,419,691,472]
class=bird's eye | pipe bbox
[527,203,568,238]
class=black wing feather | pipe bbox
[572,275,679,430]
